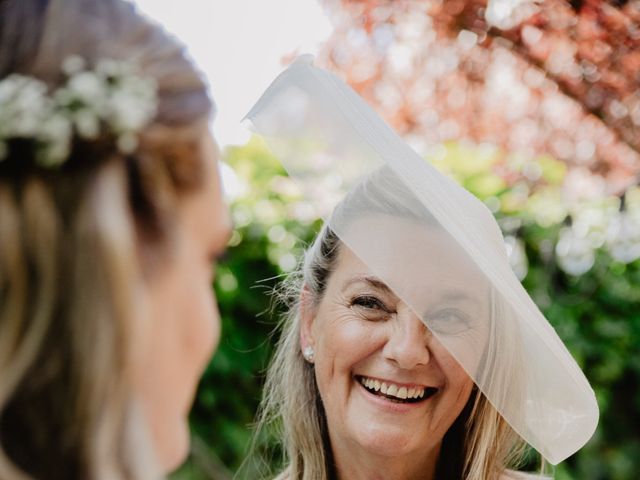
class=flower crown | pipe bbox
[0,56,157,168]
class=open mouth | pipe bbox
[356,375,438,404]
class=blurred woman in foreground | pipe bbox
[0,0,231,477]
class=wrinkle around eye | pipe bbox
[344,302,386,322]
[352,308,392,323]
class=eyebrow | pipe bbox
[342,276,395,295]
[437,291,480,306]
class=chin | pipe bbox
[352,422,417,458]
[158,420,191,473]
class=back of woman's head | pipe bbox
[0,0,214,478]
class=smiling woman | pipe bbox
[301,242,479,479]
[255,171,527,480]
[246,58,597,480]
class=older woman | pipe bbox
[0,0,230,478]
[246,58,598,480]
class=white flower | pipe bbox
[0,57,157,168]
[96,58,126,78]
[39,140,71,167]
[12,77,48,111]
[38,113,72,166]
[0,75,51,137]
[67,71,107,109]
[73,109,101,139]
[11,108,46,137]
[109,90,143,131]
[106,75,157,132]
[39,112,72,142]
[0,74,44,103]
[62,55,86,76]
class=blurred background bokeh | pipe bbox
[134,1,640,479]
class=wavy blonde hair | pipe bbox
[0,0,213,478]
[253,169,537,480]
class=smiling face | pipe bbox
[301,225,489,470]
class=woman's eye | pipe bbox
[427,309,471,335]
[350,295,393,321]
[351,295,387,311]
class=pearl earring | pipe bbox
[303,346,315,362]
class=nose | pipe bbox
[382,305,431,370]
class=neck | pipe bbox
[330,438,441,480]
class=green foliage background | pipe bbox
[172,138,640,480]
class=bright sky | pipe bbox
[134,0,332,148]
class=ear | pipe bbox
[299,283,316,352]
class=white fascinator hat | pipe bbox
[244,55,598,465]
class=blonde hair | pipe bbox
[0,0,213,478]
[253,169,534,479]
[254,226,528,480]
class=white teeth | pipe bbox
[412,387,426,399]
[359,376,427,401]
[397,387,407,399]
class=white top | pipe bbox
[275,468,551,479]
[502,470,552,480]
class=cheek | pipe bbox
[435,348,475,417]
[313,311,383,397]
[152,257,218,381]
[134,250,219,470]
[176,267,220,360]
[443,356,474,394]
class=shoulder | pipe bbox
[501,470,553,480]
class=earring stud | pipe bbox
[303,346,315,362]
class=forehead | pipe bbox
[333,215,489,305]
